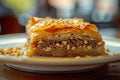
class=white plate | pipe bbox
[0,33,120,73]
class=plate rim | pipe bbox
[0,34,120,67]
[0,55,120,66]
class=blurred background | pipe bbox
[0,0,120,38]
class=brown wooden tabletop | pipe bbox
[0,62,120,80]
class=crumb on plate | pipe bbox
[0,47,23,56]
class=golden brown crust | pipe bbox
[26,16,97,32]
[26,17,100,40]
[26,17,106,57]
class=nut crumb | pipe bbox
[38,40,44,43]
[67,45,70,50]
[84,40,88,44]
[43,47,51,52]
[87,46,92,50]
[97,42,102,45]
[75,56,80,59]
[71,46,76,50]
[5,47,23,56]
[56,43,60,46]
[112,53,120,56]
[62,41,67,45]
[0,48,4,54]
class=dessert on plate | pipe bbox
[26,17,107,57]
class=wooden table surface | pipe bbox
[0,62,120,80]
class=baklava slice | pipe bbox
[26,17,107,57]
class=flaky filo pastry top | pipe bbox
[26,16,102,41]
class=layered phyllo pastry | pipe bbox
[26,17,107,57]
